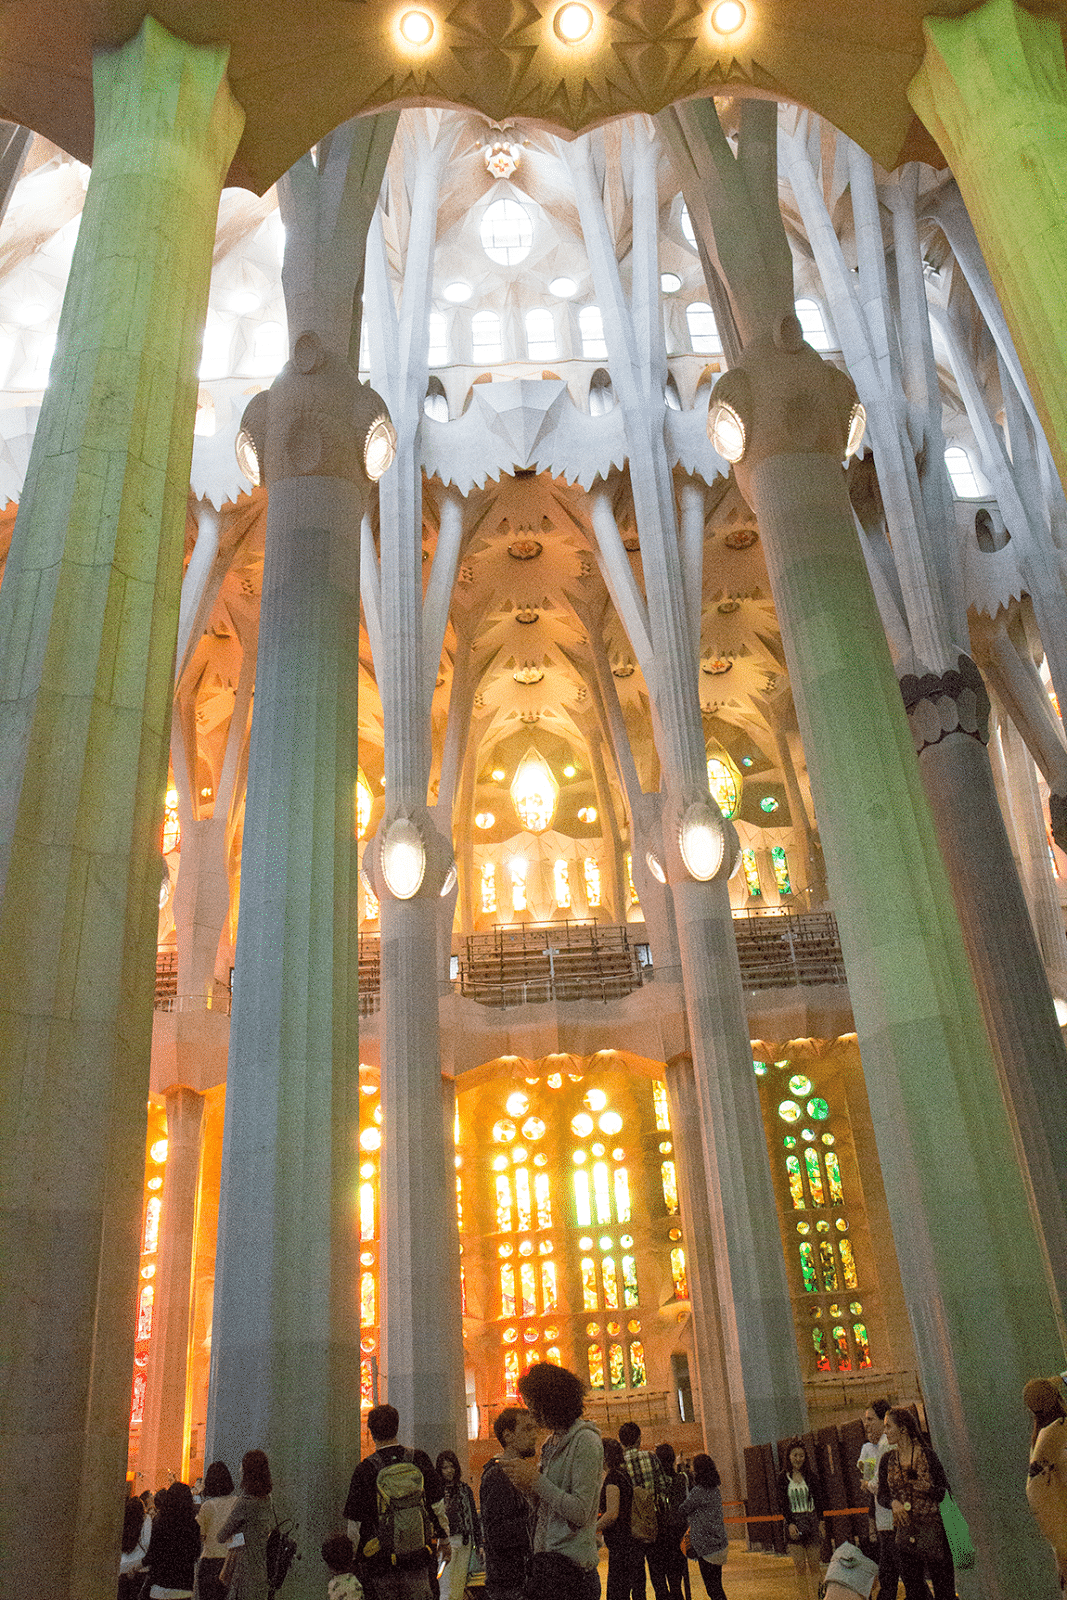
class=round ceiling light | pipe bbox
[399,10,434,44]
[678,801,726,881]
[363,413,397,481]
[234,425,261,486]
[475,812,495,829]
[381,817,426,899]
[708,398,746,463]
[646,852,667,884]
[846,400,867,458]
[549,276,578,298]
[443,281,472,303]
[554,2,594,42]
[710,1,745,33]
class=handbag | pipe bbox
[895,1514,948,1565]
[219,1546,241,1590]
[788,1509,819,1543]
[939,1492,976,1570]
[824,1540,878,1598]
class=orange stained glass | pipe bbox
[554,858,571,909]
[515,1168,532,1231]
[143,1197,161,1254]
[546,1346,562,1365]
[364,883,380,920]
[588,1344,605,1389]
[496,1174,513,1232]
[609,1343,626,1389]
[593,1162,612,1224]
[505,1350,520,1396]
[360,1272,376,1327]
[461,1264,467,1315]
[613,1168,631,1222]
[602,1256,619,1309]
[661,1160,679,1214]
[583,857,602,908]
[360,1182,376,1241]
[804,1148,825,1205]
[625,850,639,905]
[670,1247,688,1299]
[574,1170,592,1226]
[581,1257,599,1311]
[501,1263,516,1318]
[853,1322,872,1367]
[621,1255,639,1308]
[137,1284,154,1340]
[360,1358,374,1406]
[480,861,496,914]
[785,1154,806,1209]
[819,1240,839,1291]
[652,1080,671,1132]
[541,1260,558,1311]
[629,1340,647,1387]
[832,1324,852,1369]
[521,1262,537,1317]
[839,1238,858,1289]
[812,1326,830,1371]
[824,1150,845,1203]
[455,1176,463,1229]
[535,1172,552,1228]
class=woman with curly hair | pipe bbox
[876,1409,953,1600]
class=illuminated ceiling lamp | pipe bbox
[380,817,427,899]
[554,2,594,42]
[399,9,435,44]
[678,801,726,881]
[510,748,560,834]
[710,0,745,34]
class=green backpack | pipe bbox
[364,1450,434,1565]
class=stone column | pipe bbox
[908,0,1067,490]
[0,23,242,1600]
[138,1086,206,1488]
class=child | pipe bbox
[322,1533,364,1600]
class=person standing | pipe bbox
[217,1449,276,1600]
[597,1437,639,1600]
[344,1403,450,1600]
[778,1441,826,1600]
[119,1493,151,1600]
[652,1444,689,1600]
[679,1455,729,1600]
[435,1451,481,1600]
[144,1482,202,1600]
[498,1363,602,1600]
[480,1407,537,1600]
[195,1460,237,1600]
[857,1400,898,1600]
[876,1409,953,1600]
[1025,1377,1067,1593]
[619,1421,671,1600]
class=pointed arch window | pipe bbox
[686,302,722,354]
[794,298,832,350]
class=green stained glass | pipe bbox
[804,1148,825,1205]
[788,1075,811,1096]
[741,849,762,896]
[778,1100,801,1123]
[707,756,741,819]
[832,1324,851,1369]
[853,1322,872,1367]
[629,1339,647,1387]
[798,1241,817,1293]
[771,844,792,894]
[661,1160,679,1214]
[819,1239,839,1291]
[783,1135,797,1149]
[785,1155,805,1210]
[588,1345,605,1389]
[759,795,779,813]
[754,1061,768,1075]
[609,1343,626,1389]
[812,1326,830,1371]
[622,1255,639,1308]
[825,1151,844,1204]
[807,1097,829,1120]
[839,1238,859,1289]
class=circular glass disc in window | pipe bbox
[821,1132,835,1146]
[480,197,533,264]
[777,1100,801,1123]
[816,1220,830,1234]
[836,1218,848,1232]
[507,1091,530,1117]
[584,1089,607,1111]
[801,1128,815,1142]
[788,1075,812,1096]
[599,1111,623,1134]
[492,1119,517,1142]
[783,1135,797,1149]
[522,1116,546,1140]
[571,1112,594,1136]
[586,1321,600,1336]
[503,1327,518,1342]
[807,1098,829,1120]
[796,1221,810,1235]
[579,1237,593,1250]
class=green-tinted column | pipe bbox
[0,20,242,1600]
[908,0,1067,489]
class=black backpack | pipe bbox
[266,1505,299,1596]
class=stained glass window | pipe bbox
[593,1162,612,1224]
[515,1168,532,1231]
[496,1174,513,1233]
[480,861,496,914]
[824,1151,844,1203]
[785,1155,806,1210]
[819,1240,839,1291]
[625,851,639,905]
[501,1264,516,1318]
[360,1272,376,1327]
[832,1324,851,1369]
[795,1237,820,1293]
[771,845,792,895]
[602,1257,620,1309]
[804,1148,825,1206]
[461,1264,467,1314]
[670,1247,688,1299]
[574,1170,592,1227]
[137,1284,154,1340]
[839,1238,858,1289]
[510,859,528,913]
[807,1098,829,1120]
[584,858,602,908]
[505,1350,520,1395]
[360,1358,374,1407]
[162,789,181,854]
[143,1197,161,1254]
[788,1075,812,1096]
[812,1326,830,1371]
[581,1258,599,1311]
[614,1168,631,1223]
[572,1112,594,1136]
[653,1080,672,1131]
[741,850,762,896]
[360,1182,375,1241]
[455,1177,463,1229]
[546,1346,562,1365]
[629,1340,647,1387]
[609,1343,626,1389]
[535,1172,552,1228]
[778,1100,801,1123]
[622,1255,639,1307]
[707,756,740,819]
[853,1322,872,1367]
[541,1260,557,1311]
[521,1262,537,1317]
[364,883,380,920]
[588,1345,605,1389]
[554,859,571,909]
[661,1160,679,1213]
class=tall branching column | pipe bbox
[0,22,242,1599]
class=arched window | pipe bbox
[579,306,608,359]
[424,374,448,421]
[944,445,982,497]
[589,367,614,416]
[480,197,533,264]
[199,312,231,380]
[664,373,682,410]
[250,320,288,375]
[525,308,557,361]
[471,310,502,363]
[554,859,571,909]
[427,313,448,368]
[679,201,697,249]
[686,302,722,354]
[794,298,832,351]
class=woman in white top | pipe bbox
[195,1461,237,1600]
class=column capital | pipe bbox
[900,653,991,755]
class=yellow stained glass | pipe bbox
[707,756,740,820]
[496,1174,513,1232]
[554,859,571,908]
[593,1162,612,1224]
[853,1322,872,1367]
[583,857,602,908]
[535,1172,552,1228]
[613,1168,631,1222]
[652,1080,671,1131]
[360,1358,374,1406]
[629,1340,647,1387]
[625,850,639,905]
[505,1350,520,1396]
[839,1238,858,1289]
[804,1148,825,1206]
[360,1272,376,1327]
[455,1177,463,1229]
[510,858,528,912]
[521,1262,537,1317]
[363,883,380,920]
[461,1265,466,1314]
[621,1255,639,1308]
[609,1342,626,1389]
[602,1256,620,1309]
[360,1182,376,1241]
[137,1284,154,1340]
[771,845,792,895]
[832,1324,851,1369]
[581,1258,598,1311]
[546,1346,562,1365]
[588,1345,605,1389]
[825,1151,845,1204]
[541,1260,557,1311]
[500,1264,516,1318]
[661,1160,679,1214]
[741,849,761,896]
[670,1247,688,1299]
[785,1155,806,1210]
[574,1170,592,1227]
[143,1197,161,1254]
[480,861,496,914]
[819,1240,839,1291]
[515,1168,532,1230]
[798,1241,817,1292]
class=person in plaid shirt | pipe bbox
[618,1422,674,1599]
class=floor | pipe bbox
[597,1545,820,1598]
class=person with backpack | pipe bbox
[343,1404,450,1600]
[652,1443,690,1600]
[597,1436,640,1600]
[619,1421,671,1599]
[217,1450,276,1600]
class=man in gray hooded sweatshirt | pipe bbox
[500,1362,603,1600]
